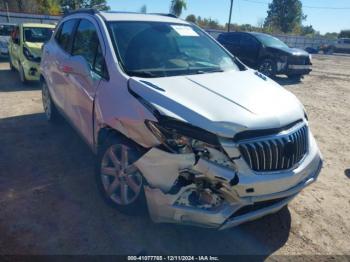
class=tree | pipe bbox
[37,0,61,15]
[169,0,186,17]
[300,25,316,36]
[60,0,110,12]
[264,0,306,33]
[339,30,350,38]
[185,14,196,23]
[140,4,147,13]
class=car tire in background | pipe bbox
[42,80,60,122]
[19,63,28,84]
[96,134,147,216]
[258,58,276,78]
[9,57,15,72]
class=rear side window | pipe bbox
[55,19,77,53]
[72,19,99,69]
[240,34,259,49]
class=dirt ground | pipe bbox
[0,54,349,257]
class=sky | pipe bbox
[107,0,350,34]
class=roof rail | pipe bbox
[151,13,178,18]
[63,8,98,17]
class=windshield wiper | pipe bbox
[126,70,159,78]
[192,68,224,74]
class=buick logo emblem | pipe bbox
[284,140,296,158]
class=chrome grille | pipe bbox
[238,124,308,172]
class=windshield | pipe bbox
[0,25,15,36]
[254,34,289,48]
[24,27,53,43]
[108,21,240,78]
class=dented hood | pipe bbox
[129,69,304,137]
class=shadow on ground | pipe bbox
[0,64,40,92]
[0,112,292,256]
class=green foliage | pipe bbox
[60,0,110,12]
[140,4,147,13]
[37,0,61,15]
[185,14,196,23]
[323,32,339,40]
[339,30,350,38]
[170,0,187,17]
[264,0,306,33]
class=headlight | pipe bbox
[145,119,219,154]
[23,47,36,62]
[309,54,312,63]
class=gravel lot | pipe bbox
[0,54,349,256]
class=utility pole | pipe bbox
[228,0,233,32]
[5,2,10,22]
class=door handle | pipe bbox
[59,65,74,74]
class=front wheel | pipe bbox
[19,63,28,84]
[96,136,147,215]
[258,59,276,78]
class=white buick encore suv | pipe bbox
[40,9,323,229]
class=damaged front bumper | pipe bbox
[134,131,323,229]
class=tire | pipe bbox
[42,80,60,122]
[96,135,147,215]
[19,63,28,84]
[258,58,276,78]
[9,57,15,72]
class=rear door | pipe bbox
[48,19,78,110]
[239,34,260,66]
[218,33,241,56]
[65,18,108,146]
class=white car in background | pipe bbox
[0,23,16,56]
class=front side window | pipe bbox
[56,19,77,52]
[72,19,99,69]
[0,24,15,36]
[108,22,240,78]
[23,27,53,43]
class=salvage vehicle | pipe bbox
[8,23,55,83]
[0,23,16,56]
[320,38,350,54]
[217,32,312,80]
[40,10,323,229]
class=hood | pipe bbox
[24,42,44,58]
[129,69,305,137]
[267,46,309,57]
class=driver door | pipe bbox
[63,18,108,147]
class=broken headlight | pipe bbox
[145,119,219,154]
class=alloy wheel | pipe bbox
[42,83,51,120]
[100,144,143,205]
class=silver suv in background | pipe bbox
[0,23,16,56]
[40,10,322,229]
